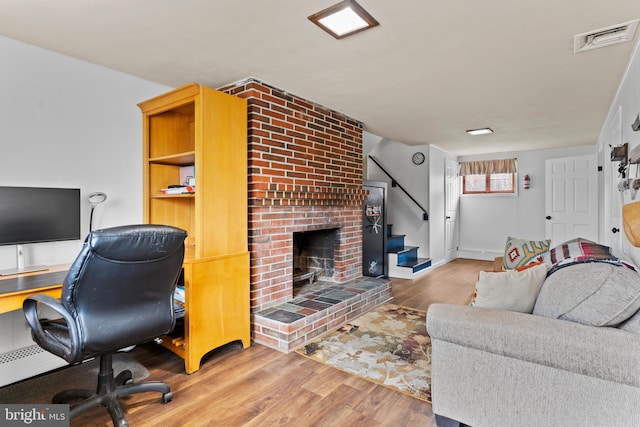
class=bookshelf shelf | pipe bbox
[150,193,196,199]
[149,151,195,166]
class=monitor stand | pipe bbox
[0,244,48,276]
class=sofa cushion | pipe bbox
[619,308,640,334]
[503,236,550,269]
[533,263,640,327]
[472,263,548,313]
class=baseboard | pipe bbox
[0,345,67,387]
[457,249,502,261]
[430,259,447,269]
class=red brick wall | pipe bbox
[220,78,367,313]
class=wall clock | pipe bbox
[412,152,425,165]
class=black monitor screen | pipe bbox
[0,186,81,246]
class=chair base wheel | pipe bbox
[52,355,172,426]
[115,369,133,385]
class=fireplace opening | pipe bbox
[293,228,339,288]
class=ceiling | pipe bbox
[1,0,640,156]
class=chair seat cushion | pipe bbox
[533,262,640,327]
[33,319,75,362]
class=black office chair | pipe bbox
[23,224,187,427]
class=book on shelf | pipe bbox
[173,285,185,318]
[161,186,195,195]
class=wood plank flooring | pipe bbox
[71,258,492,427]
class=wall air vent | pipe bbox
[574,20,639,53]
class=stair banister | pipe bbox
[368,155,429,221]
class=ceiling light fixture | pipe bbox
[308,0,379,39]
[466,128,494,136]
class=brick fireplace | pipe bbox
[220,79,391,352]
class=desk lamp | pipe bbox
[87,192,107,232]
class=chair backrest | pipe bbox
[61,224,186,357]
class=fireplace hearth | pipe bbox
[254,276,391,353]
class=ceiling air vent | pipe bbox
[574,19,639,53]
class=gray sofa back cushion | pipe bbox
[619,308,640,334]
[533,263,640,327]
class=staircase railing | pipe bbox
[368,155,429,221]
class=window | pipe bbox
[462,173,515,194]
[459,158,517,195]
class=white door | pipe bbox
[445,159,459,262]
[609,155,624,252]
[545,155,598,246]
[604,106,624,251]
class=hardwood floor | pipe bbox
[72,258,492,427]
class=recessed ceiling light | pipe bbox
[466,128,494,136]
[308,0,379,39]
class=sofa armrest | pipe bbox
[427,303,640,387]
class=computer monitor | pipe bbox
[0,186,81,275]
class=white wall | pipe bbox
[0,36,171,270]
[457,145,596,260]
[366,133,458,268]
[367,135,431,258]
[598,38,640,267]
[367,130,597,264]
[0,36,171,354]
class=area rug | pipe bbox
[0,353,150,404]
[296,303,431,402]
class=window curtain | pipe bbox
[459,158,517,176]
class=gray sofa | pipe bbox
[427,261,640,427]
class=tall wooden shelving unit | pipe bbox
[138,83,249,374]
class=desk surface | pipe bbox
[0,270,67,295]
[0,265,69,313]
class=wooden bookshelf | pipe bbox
[138,83,249,374]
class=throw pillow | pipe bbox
[533,263,640,327]
[503,236,551,270]
[472,262,548,313]
[542,238,635,274]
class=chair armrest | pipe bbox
[23,294,80,362]
[427,303,640,387]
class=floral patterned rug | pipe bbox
[296,303,431,402]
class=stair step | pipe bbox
[385,223,431,277]
[395,246,419,265]
[386,234,406,251]
[397,257,432,273]
[387,245,417,254]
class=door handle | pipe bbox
[446,216,451,220]
[612,227,620,233]
[545,216,551,220]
